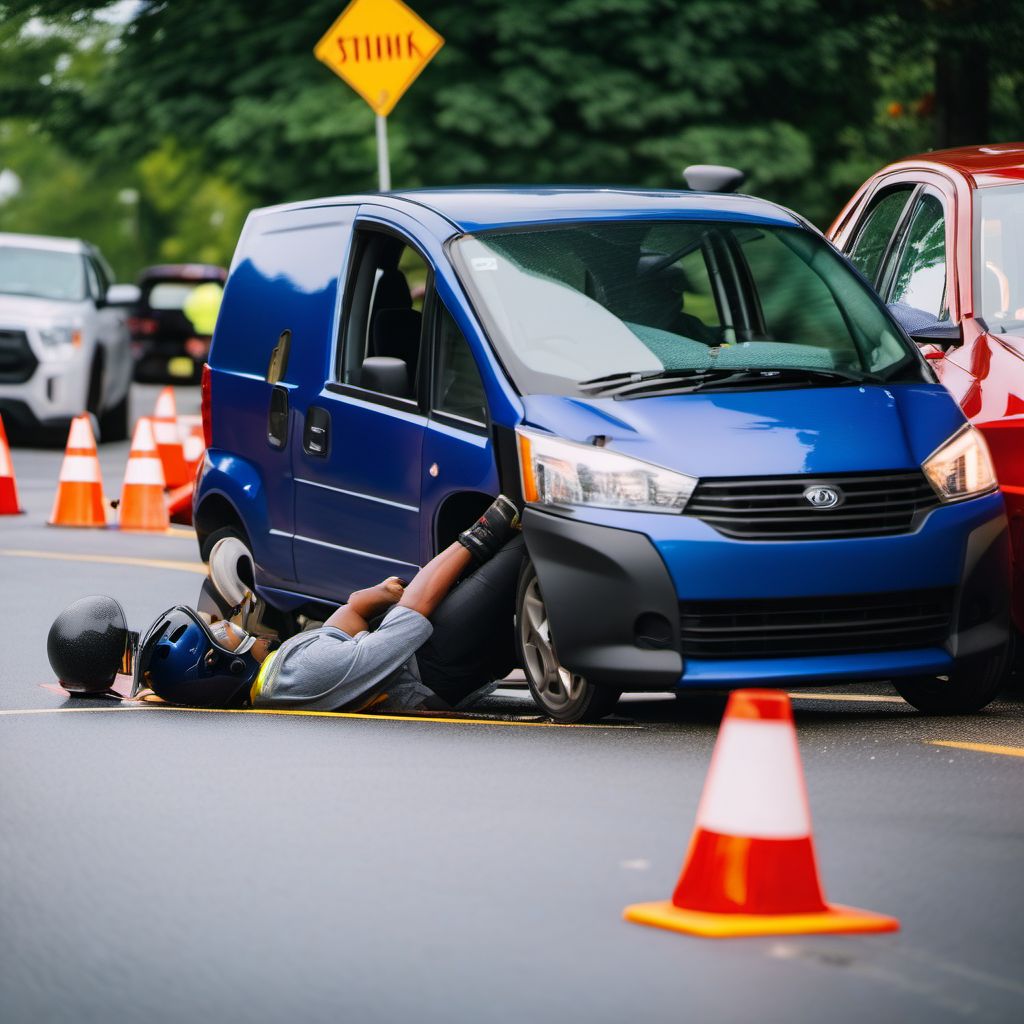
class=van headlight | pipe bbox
[516,428,696,513]
[922,425,998,502]
[38,325,82,361]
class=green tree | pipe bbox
[3,0,1024,264]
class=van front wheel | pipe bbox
[516,563,620,723]
[893,648,1009,714]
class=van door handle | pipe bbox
[303,406,330,457]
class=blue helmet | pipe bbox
[132,606,261,707]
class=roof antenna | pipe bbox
[682,165,746,193]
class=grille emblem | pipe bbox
[804,485,842,509]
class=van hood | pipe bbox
[520,384,965,478]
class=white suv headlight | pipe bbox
[38,325,82,361]
[517,428,696,513]
[922,425,998,502]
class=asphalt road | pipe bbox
[2,385,1023,1023]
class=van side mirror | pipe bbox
[360,356,409,398]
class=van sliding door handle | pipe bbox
[303,406,331,457]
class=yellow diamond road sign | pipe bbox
[314,0,444,117]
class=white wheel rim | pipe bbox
[519,576,587,712]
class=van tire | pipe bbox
[200,525,253,570]
[516,561,620,723]
[893,648,1009,714]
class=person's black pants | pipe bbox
[415,535,526,707]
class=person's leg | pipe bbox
[416,535,526,706]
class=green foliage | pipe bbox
[2,0,1024,280]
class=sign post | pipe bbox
[314,0,444,192]
[376,114,391,191]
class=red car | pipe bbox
[829,143,1024,631]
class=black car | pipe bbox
[129,263,226,382]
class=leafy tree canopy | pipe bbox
[1,0,1022,278]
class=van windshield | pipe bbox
[451,220,922,397]
[0,246,86,302]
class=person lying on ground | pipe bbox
[46,496,524,714]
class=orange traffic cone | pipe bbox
[0,413,22,514]
[181,418,205,470]
[152,386,190,488]
[118,417,169,532]
[49,415,107,527]
[624,690,899,938]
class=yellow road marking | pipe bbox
[0,548,206,575]
[787,692,906,704]
[0,704,636,729]
[928,740,1024,759]
[164,527,196,539]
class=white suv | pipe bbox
[0,233,134,443]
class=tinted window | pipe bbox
[847,187,913,284]
[339,230,429,401]
[432,303,486,425]
[452,220,917,396]
[888,193,948,320]
[0,246,86,301]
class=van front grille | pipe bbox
[686,471,940,540]
[679,588,954,660]
[0,330,37,384]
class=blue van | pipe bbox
[194,188,1009,721]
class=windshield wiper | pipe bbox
[581,366,881,399]
[577,368,711,395]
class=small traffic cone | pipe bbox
[118,417,169,532]
[0,414,22,514]
[152,386,190,488]
[49,415,107,527]
[624,690,899,938]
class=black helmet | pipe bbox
[132,606,260,707]
[47,595,137,694]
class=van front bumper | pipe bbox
[521,492,1010,690]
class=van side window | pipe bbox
[432,303,487,426]
[339,230,430,401]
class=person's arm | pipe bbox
[324,605,371,636]
[324,578,405,634]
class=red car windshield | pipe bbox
[976,183,1024,334]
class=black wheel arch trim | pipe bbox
[521,506,683,689]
